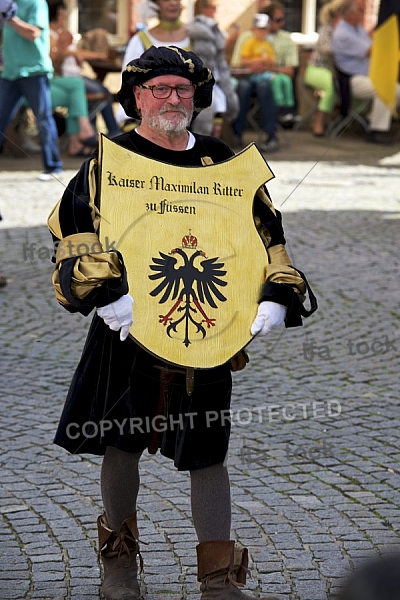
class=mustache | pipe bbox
[160,106,188,115]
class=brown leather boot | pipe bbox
[98,512,143,600]
[197,540,280,599]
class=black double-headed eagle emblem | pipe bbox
[149,232,227,347]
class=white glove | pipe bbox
[97,294,134,341]
[250,301,287,336]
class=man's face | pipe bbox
[269,8,285,32]
[134,75,195,135]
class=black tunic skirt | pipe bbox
[54,314,232,470]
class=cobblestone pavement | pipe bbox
[1,148,399,600]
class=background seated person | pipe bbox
[332,0,400,144]
[231,14,279,154]
[303,0,343,136]
[231,1,299,124]
[49,75,98,156]
[240,13,296,123]
[48,0,120,139]
[187,0,239,138]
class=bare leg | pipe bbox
[78,116,97,141]
[313,110,325,136]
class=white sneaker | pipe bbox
[279,113,295,123]
[38,170,62,181]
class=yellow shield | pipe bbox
[98,135,274,368]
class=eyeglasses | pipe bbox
[140,84,196,99]
[272,16,285,23]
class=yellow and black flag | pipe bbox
[369,0,400,111]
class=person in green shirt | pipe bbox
[0,0,63,180]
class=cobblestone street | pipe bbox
[1,139,400,599]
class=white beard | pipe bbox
[143,105,193,134]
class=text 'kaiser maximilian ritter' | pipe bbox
[106,172,244,197]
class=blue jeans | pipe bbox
[0,74,63,173]
[232,77,276,138]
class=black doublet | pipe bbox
[52,132,300,470]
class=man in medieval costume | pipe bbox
[47,45,316,600]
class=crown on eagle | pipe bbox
[182,230,197,249]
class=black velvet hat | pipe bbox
[116,45,215,120]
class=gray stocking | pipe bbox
[100,446,142,531]
[190,462,231,542]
